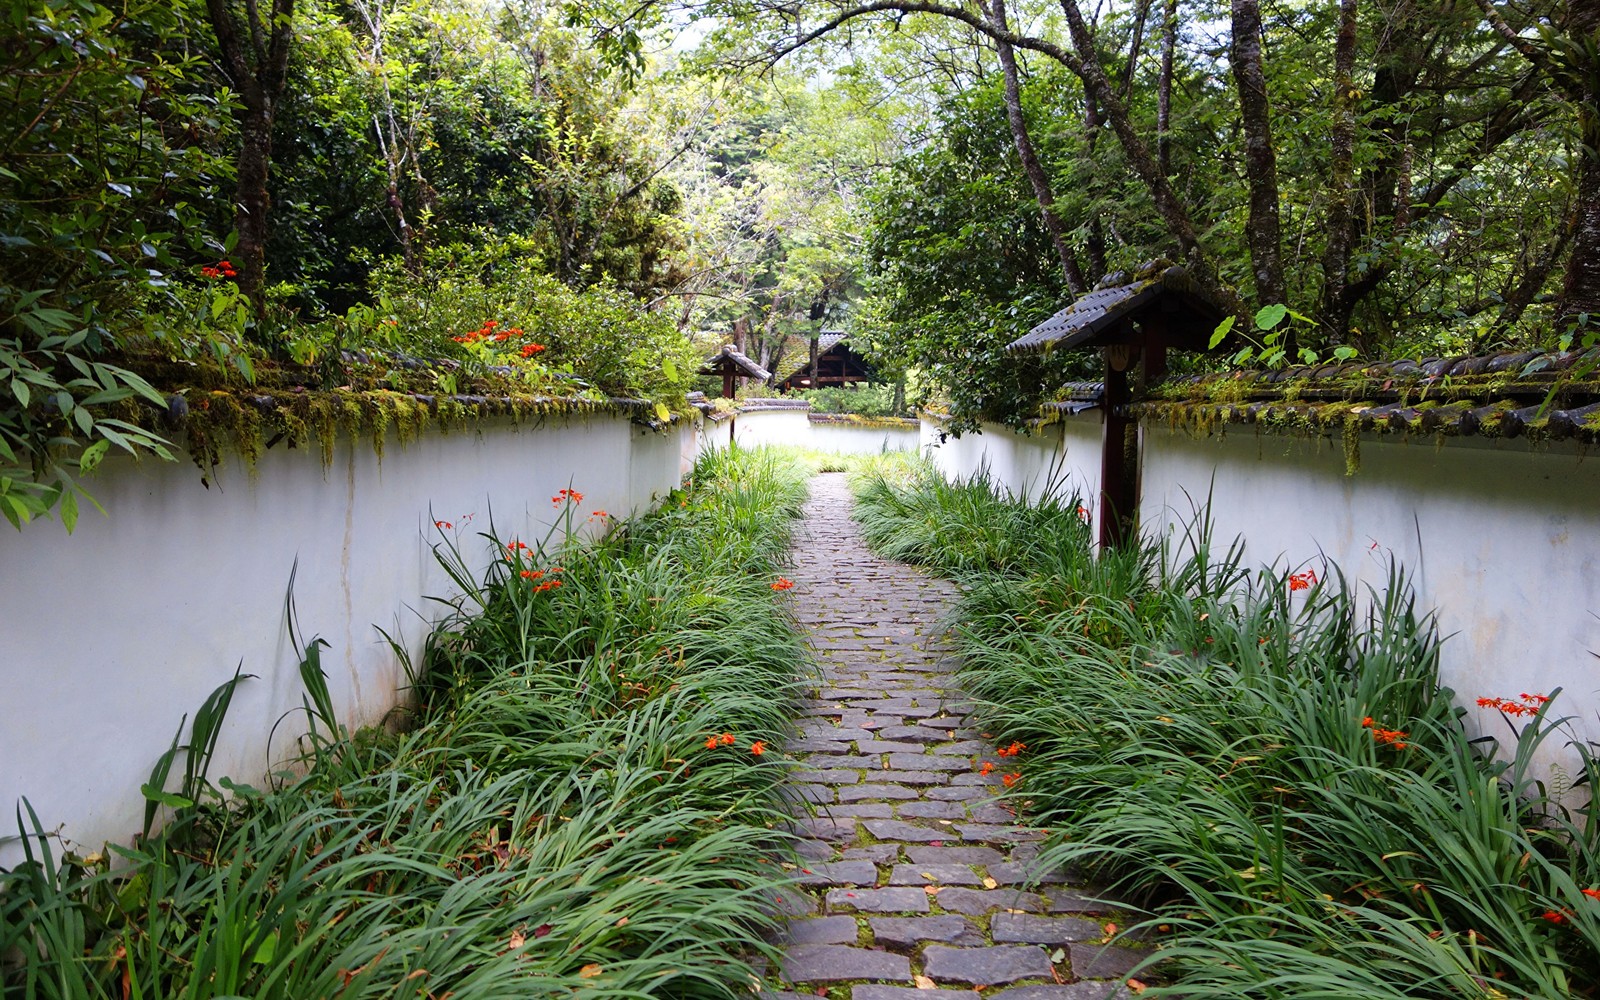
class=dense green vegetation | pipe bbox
[0,447,812,998]
[852,460,1600,997]
[6,0,1598,511]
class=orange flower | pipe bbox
[1001,772,1021,788]
[750,741,766,756]
[704,735,719,750]
[520,343,547,358]
[1542,909,1571,925]
[590,510,610,519]
[1582,888,1600,901]
[770,577,794,591]
[1288,569,1318,591]
[719,733,735,745]
[434,520,452,529]
[979,761,995,776]
[520,569,543,580]
[996,741,1026,757]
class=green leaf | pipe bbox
[80,439,111,474]
[138,784,194,809]
[11,378,29,408]
[59,488,78,532]
[1209,316,1236,350]
[1254,303,1288,331]
[653,401,671,423]
[1332,346,1358,361]
[251,930,279,964]
[662,356,678,382]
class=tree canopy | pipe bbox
[3,0,1596,514]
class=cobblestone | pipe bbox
[771,474,1135,995]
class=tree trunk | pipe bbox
[1229,0,1285,307]
[1156,0,1178,178]
[1082,91,1107,279]
[1056,0,1237,311]
[233,107,274,317]
[1319,0,1359,344]
[1557,2,1600,321]
[987,0,1088,294]
[204,0,297,327]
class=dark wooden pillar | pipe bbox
[1099,345,1140,550]
[808,336,820,388]
[722,367,736,399]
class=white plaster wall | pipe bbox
[0,411,692,866]
[921,416,1102,508]
[807,423,918,455]
[1140,426,1600,759]
[731,409,813,449]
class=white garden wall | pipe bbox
[919,412,1600,777]
[1140,426,1600,754]
[704,403,919,454]
[0,409,699,867]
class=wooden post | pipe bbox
[1098,345,1140,550]
[722,366,736,399]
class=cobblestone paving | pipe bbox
[766,474,1139,1000]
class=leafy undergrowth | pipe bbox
[1,446,811,999]
[850,459,1600,998]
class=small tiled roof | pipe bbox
[1007,261,1225,354]
[772,331,848,383]
[1040,381,1106,415]
[700,344,770,381]
[1142,349,1600,443]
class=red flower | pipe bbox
[434,520,452,529]
[770,577,794,591]
[1478,694,1548,718]
[551,488,584,506]
[1542,909,1571,925]
[1001,772,1022,788]
[997,741,1026,757]
[750,740,766,756]
[719,733,735,746]
[979,761,995,776]
[704,735,719,750]
[1582,888,1600,901]
[520,569,543,580]
[521,343,547,358]
[1288,569,1318,591]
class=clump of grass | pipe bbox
[852,460,1600,997]
[2,446,811,999]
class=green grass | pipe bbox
[1,446,813,999]
[850,458,1600,998]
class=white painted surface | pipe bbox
[732,408,812,449]
[921,414,1103,527]
[808,422,919,455]
[1141,426,1600,756]
[0,411,696,865]
[718,406,918,453]
[919,413,1600,780]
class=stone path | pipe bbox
[766,474,1140,1000]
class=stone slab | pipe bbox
[825,886,931,913]
[921,944,1053,985]
[781,944,911,983]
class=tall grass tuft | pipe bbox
[852,458,1600,997]
[2,446,812,999]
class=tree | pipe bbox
[204,0,298,322]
